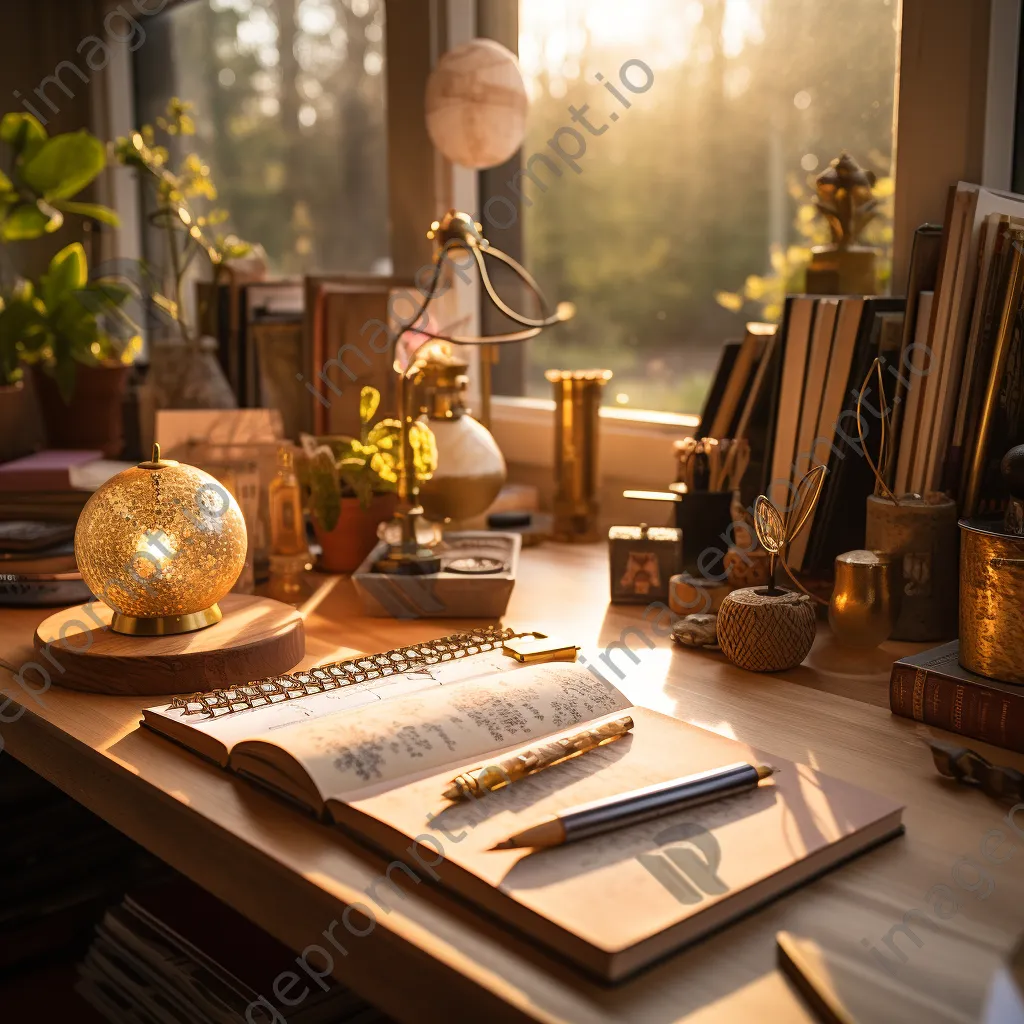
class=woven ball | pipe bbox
[716,587,816,673]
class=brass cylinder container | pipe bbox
[828,549,900,649]
[547,369,612,542]
[959,518,1024,684]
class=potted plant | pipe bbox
[113,98,255,409]
[0,112,124,456]
[0,243,136,455]
[300,387,438,573]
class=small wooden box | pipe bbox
[609,525,682,604]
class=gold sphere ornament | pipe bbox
[74,444,247,636]
[425,39,528,170]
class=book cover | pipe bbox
[0,450,104,492]
[889,640,1024,753]
[804,297,905,575]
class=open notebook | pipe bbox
[144,653,903,981]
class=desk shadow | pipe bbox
[498,784,778,890]
[804,635,896,679]
[428,734,634,836]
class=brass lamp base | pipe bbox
[110,603,223,637]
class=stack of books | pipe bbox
[766,294,905,576]
[77,876,388,1024]
[0,450,132,605]
[0,450,105,523]
[697,321,779,505]
[895,183,1024,513]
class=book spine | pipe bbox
[889,665,1024,753]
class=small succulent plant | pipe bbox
[299,386,437,530]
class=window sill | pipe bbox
[489,395,698,487]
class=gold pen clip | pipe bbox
[502,633,580,664]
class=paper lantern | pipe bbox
[75,444,247,636]
[425,39,527,170]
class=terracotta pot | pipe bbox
[0,381,38,462]
[314,493,397,573]
[31,362,130,457]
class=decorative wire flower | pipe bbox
[753,464,826,594]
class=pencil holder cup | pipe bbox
[716,587,816,673]
[864,494,958,641]
[675,490,735,574]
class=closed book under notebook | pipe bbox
[144,643,903,982]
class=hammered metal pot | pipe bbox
[959,518,1024,684]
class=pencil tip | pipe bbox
[757,763,779,780]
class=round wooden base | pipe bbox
[34,593,305,696]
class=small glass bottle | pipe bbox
[268,447,307,556]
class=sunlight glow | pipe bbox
[519,0,765,82]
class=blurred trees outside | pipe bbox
[137,0,389,277]
[139,0,897,415]
[517,0,898,413]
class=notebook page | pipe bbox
[268,662,631,801]
[144,648,518,757]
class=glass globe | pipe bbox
[74,445,247,635]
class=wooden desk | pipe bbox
[1,542,1019,1023]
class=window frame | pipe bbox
[97,0,1022,492]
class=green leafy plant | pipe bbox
[0,242,137,401]
[299,386,438,530]
[0,113,119,242]
[113,98,252,345]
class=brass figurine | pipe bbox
[443,714,635,801]
[805,152,880,296]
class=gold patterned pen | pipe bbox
[443,714,635,802]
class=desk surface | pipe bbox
[1,542,1020,1023]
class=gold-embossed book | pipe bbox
[143,640,903,981]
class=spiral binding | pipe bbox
[165,625,522,718]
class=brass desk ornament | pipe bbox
[549,369,612,542]
[805,152,880,296]
[716,466,824,673]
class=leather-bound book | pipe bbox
[890,640,1024,753]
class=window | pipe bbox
[501,0,898,415]
[134,0,389,276]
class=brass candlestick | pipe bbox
[547,369,612,542]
